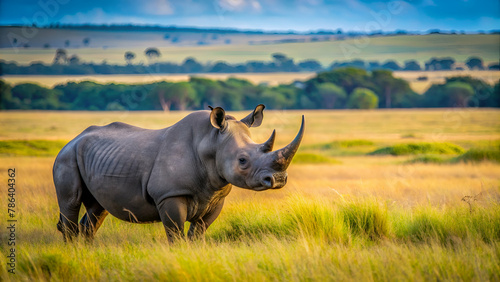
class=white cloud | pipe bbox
[217,0,262,12]
[59,8,151,25]
[142,0,174,16]
[60,8,107,24]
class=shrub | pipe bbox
[369,142,465,156]
[346,88,379,109]
[340,200,389,240]
[406,155,446,164]
[312,139,374,150]
[291,153,340,164]
[452,148,500,163]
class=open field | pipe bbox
[0,109,499,280]
[2,70,500,94]
[1,34,498,66]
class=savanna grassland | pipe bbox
[1,109,500,281]
[1,34,498,66]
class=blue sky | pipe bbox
[0,0,498,32]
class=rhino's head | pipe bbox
[209,104,304,191]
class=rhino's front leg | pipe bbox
[157,196,188,242]
[188,199,225,240]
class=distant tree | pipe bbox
[271,53,288,64]
[403,60,421,71]
[331,60,366,69]
[224,39,231,44]
[491,80,500,107]
[11,83,61,109]
[124,51,136,64]
[68,54,80,65]
[309,67,372,94]
[0,80,14,109]
[83,37,90,47]
[182,57,204,73]
[446,76,494,107]
[154,82,197,111]
[445,82,474,107]
[368,61,381,70]
[260,88,291,110]
[422,78,478,108]
[381,60,401,71]
[465,57,484,70]
[346,88,379,109]
[425,57,455,70]
[189,77,224,108]
[64,40,70,47]
[53,48,68,64]
[105,102,126,111]
[488,63,500,70]
[298,59,323,71]
[43,43,50,49]
[144,47,161,61]
[210,61,236,73]
[371,70,415,108]
[313,82,347,109]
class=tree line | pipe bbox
[1,68,499,111]
[1,49,498,76]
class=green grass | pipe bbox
[291,153,341,164]
[452,148,500,164]
[304,139,377,156]
[310,139,374,149]
[407,147,500,164]
[405,155,447,164]
[370,142,465,156]
[0,140,67,157]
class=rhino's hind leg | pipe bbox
[54,153,85,242]
[57,204,81,242]
[80,194,108,240]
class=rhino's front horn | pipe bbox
[261,130,276,153]
[271,115,305,171]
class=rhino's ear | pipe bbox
[210,106,226,130]
[241,104,265,128]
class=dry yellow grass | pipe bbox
[2,109,498,147]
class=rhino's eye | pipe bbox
[239,158,247,165]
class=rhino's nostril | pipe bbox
[262,175,274,188]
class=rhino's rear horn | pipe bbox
[271,115,305,171]
[261,130,276,153]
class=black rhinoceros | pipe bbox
[53,105,304,242]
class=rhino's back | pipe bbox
[54,122,167,221]
[74,123,161,179]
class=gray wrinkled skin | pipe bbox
[53,105,305,242]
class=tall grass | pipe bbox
[2,196,499,281]
[370,142,465,156]
[0,140,67,157]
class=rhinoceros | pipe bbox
[53,105,304,242]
